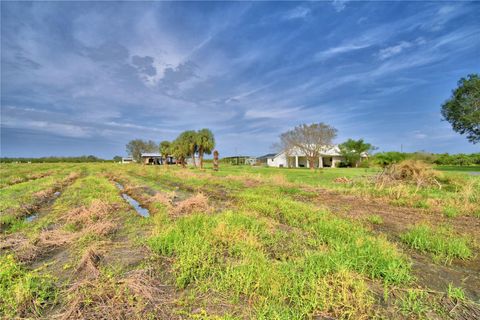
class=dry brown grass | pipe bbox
[65,171,81,182]
[13,230,78,262]
[149,192,174,207]
[57,269,176,320]
[85,220,118,237]
[65,200,114,226]
[268,173,292,186]
[75,247,101,280]
[14,201,117,262]
[334,177,352,184]
[375,160,441,190]
[171,193,211,216]
[0,234,28,250]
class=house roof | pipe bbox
[141,152,161,157]
[257,153,276,160]
[271,145,344,159]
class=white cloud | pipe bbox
[2,116,92,138]
[421,5,466,31]
[377,41,413,60]
[283,6,311,20]
[332,0,348,12]
[315,43,370,61]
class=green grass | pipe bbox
[398,289,428,318]
[366,214,383,224]
[0,255,57,318]
[447,283,466,301]
[148,183,411,318]
[401,224,472,262]
[435,165,480,172]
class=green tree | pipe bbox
[339,139,376,167]
[126,139,158,162]
[178,130,198,167]
[159,140,171,166]
[170,137,189,168]
[196,129,215,169]
[374,152,407,167]
[113,156,122,162]
[441,74,480,144]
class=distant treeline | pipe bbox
[0,155,108,163]
[373,152,480,167]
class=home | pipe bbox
[256,153,276,166]
[121,157,134,164]
[140,153,177,165]
[266,145,361,168]
[140,153,162,165]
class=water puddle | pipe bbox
[114,182,125,190]
[26,214,38,222]
[114,181,150,217]
[25,191,61,223]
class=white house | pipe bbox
[266,145,357,168]
[121,157,134,164]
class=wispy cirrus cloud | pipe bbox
[1,1,479,158]
[283,6,311,20]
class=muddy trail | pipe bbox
[0,172,81,232]
[297,188,480,303]
[127,170,236,202]
[110,172,235,217]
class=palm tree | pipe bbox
[159,140,171,166]
[196,129,215,169]
[179,130,198,167]
[170,138,188,168]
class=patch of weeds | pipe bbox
[148,206,410,318]
[401,224,472,263]
[63,222,80,232]
[390,198,408,207]
[366,214,383,225]
[447,283,465,302]
[399,289,428,318]
[413,200,429,209]
[442,206,459,218]
[0,254,57,318]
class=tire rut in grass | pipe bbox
[0,172,81,232]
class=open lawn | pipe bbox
[1,163,479,319]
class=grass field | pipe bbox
[1,163,479,319]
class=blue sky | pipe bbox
[1,1,479,158]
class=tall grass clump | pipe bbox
[375,160,441,191]
[0,255,57,318]
[401,224,472,262]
